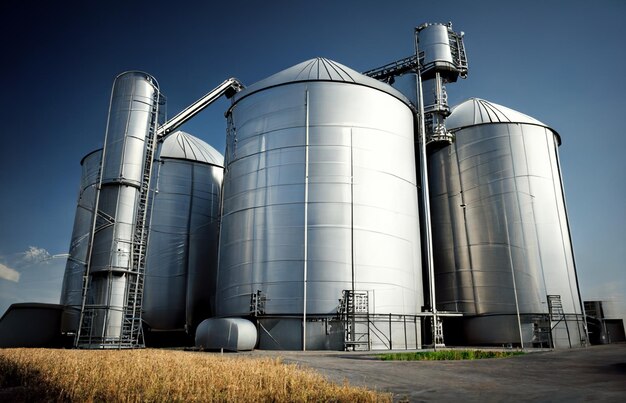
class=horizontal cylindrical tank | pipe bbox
[143,131,224,334]
[217,58,423,350]
[60,149,102,334]
[429,98,585,347]
[195,318,257,351]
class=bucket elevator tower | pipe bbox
[415,22,468,145]
[76,72,162,348]
[415,23,468,346]
[365,22,468,346]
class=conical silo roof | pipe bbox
[446,98,547,129]
[446,98,560,143]
[233,57,411,106]
[159,131,224,167]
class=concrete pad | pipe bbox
[245,344,626,402]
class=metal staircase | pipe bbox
[548,294,572,348]
[339,290,370,350]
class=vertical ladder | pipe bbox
[75,166,110,348]
[250,290,266,316]
[340,290,370,350]
[548,295,564,322]
[433,316,445,347]
[449,32,468,77]
[76,273,95,347]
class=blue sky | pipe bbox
[1,0,624,321]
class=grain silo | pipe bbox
[216,58,423,350]
[428,98,587,347]
[61,131,223,345]
[53,21,594,352]
[143,131,224,338]
[60,149,102,335]
[77,71,163,348]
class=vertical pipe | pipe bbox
[389,313,392,350]
[504,126,526,349]
[350,129,356,345]
[503,210,525,349]
[404,315,408,349]
[552,133,589,346]
[350,128,355,296]
[75,76,116,348]
[454,145,480,314]
[415,29,439,350]
[302,89,310,351]
[184,161,194,331]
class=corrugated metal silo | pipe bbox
[60,149,102,334]
[429,98,586,347]
[83,71,162,346]
[217,58,423,350]
[143,131,224,335]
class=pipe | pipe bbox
[156,78,243,138]
[415,29,439,349]
[302,89,310,351]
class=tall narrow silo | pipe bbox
[143,131,223,337]
[217,58,423,350]
[79,71,162,347]
[428,98,586,347]
[60,149,102,334]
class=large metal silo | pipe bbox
[429,98,586,347]
[60,149,102,334]
[143,131,224,335]
[80,71,162,347]
[217,58,423,350]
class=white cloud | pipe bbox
[0,263,20,282]
[21,246,51,264]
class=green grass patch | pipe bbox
[378,350,525,361]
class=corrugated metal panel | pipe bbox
[429,100,583,346]
[218,60,423,349]
[143,134,223,332]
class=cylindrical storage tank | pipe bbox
[218,58,423,350]
[84,71,162,346]
[60,149,102,334]
[143,131,224,336]
[429,98,586,347]
[416,22,465,81]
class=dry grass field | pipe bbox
[0,348,390,402]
